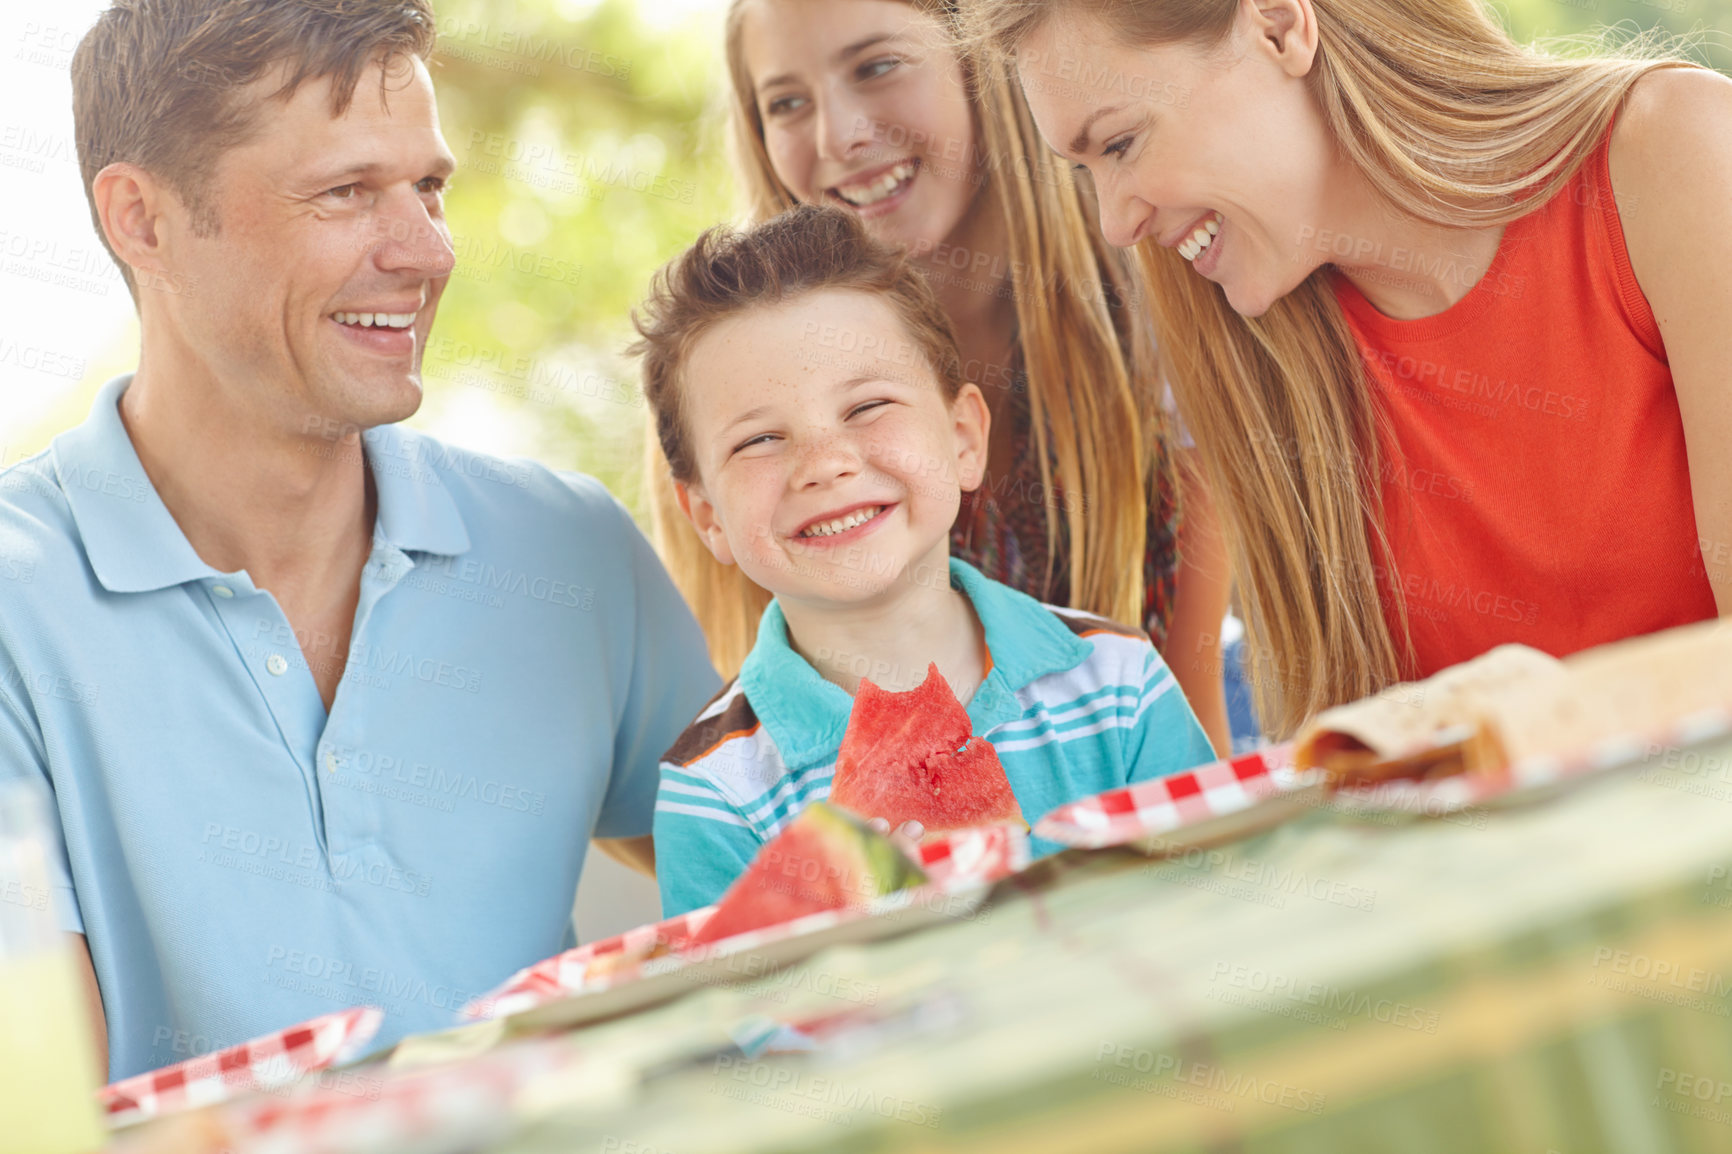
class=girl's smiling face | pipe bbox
[738,0,983,258]
[1016,2,1339,318]
[676,289,988,607]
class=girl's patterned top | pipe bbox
[950,370,1181,649]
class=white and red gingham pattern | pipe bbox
[1035,745,1310,850]
[99,1006,382,1127]
[461,906,717,1021]
[105,1036,579,1154]
[913,821,1029,888]
[462,823,1027,1022]
[1039,707,1732,848]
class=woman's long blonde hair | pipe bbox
[965,0,1695,736]
[646,0,1170,678]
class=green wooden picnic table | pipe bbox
[380,738,1732,1152]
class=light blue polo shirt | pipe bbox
[0,376,719,1079]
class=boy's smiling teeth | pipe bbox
[334,311,416,329]
[799,505,883,539]
[834,161,916,207]
[1178,213,1222,262]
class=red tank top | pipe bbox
[1335,123,1717,677]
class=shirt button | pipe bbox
[266,654,289,676]
[212,585,234,599]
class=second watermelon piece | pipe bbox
[828,663,1025,835]
[687,802,926,947]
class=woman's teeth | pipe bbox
[835,161,916,207]
[1178,214,1222,263]
[799,506,883,538]
[334,311,416,329]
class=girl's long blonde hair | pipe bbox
[964,0,1695,736]
[647,0,1171,678]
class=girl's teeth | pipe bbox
[800,506,882,538]
[838,162,915,207]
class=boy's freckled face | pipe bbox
[679,289,986,605]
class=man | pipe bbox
[0,0,718,1080]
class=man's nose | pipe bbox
[371,192,456,278]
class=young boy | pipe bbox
[635,206,1215,916]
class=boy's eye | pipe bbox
[732,432,779,454]
[847,399,890,419]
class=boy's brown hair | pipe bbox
[632,205,965,484]
[72,0,438,300]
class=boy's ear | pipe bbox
[950,383,991,493]
[674,479,738,567]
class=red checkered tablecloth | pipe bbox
[1038,707,1732,851]
[99,1006,382,1127]
[463,823,1027,1022]
[1035,745,1311,849]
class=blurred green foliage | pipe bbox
[419,0,734,517]
[1499,0,1731,68]
[418,0,1728,525]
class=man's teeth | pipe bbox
[799,506,883,538]
[334,311,416,329]
[836,161,915,207]
[1178,215,1222,262]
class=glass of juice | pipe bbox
[0,779,105,1153]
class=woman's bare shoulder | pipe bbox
[1611,66,1732,181]
[1608,68,1732,266]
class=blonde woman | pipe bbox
[647,0,1237,751]
[967,0,1732,737]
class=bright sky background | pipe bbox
[0,0,728,466]
[0,1,135,463]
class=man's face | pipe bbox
[164,55,456,434]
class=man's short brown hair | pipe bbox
[71,0,438,298]
[632,205,966,485]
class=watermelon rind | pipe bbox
[688,802,926,946]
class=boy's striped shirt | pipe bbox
[654,560,1215,916]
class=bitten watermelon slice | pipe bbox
[828,663,1025,835]
[687,802,926,946]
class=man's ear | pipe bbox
[1243,0,1319,79]
[675,479,737,567]
[91,162,184,293]
[950,383,991,492]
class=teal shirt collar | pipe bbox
[739,557,1093,770]
[53,375,470,594]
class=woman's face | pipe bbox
[738,0,982,257]
[1016,2,1338,317]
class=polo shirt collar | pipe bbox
[54,376,216,593]
[361,423,470,558]
[948,558,1092,692]
[54,375,469,595]
[739,557,1092,771]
